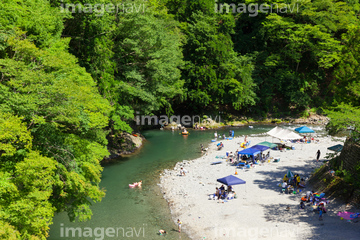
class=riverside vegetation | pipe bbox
[0,0,360,238]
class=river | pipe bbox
[48,125,325,240]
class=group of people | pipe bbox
[213,185,235,200]
[194,123,207,129]
[214,131,231,140]
[300,190,329,220]
[282,173,305,193]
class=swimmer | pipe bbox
[159,229,166,235]
[137,180,142,187]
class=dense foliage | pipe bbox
[1,0,360,238]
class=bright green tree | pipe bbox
[0,1,113,235]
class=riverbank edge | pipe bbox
[103,132,145,162]
[159,144,217,239]
[104,114,328,159]
[162,114,329,130]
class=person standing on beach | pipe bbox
[177,219,182,232]
[316,150,321,162]
[319,207,323,221]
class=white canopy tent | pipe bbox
[267,127,302,140]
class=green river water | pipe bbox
[48,125,325,240]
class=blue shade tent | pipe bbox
[251,145,270,160]
[327,144,343,153]
[251,145,270,151]
[238,148,261,156]
[295,126,315,133]
[217,175,246,186]
[238,148,261,161]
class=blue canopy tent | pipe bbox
[237,148,261,162]
[217,175,247,193]
[251,145,270,160]
[295,126,315,133]
[217,175,246,186]
[251,145,270,151]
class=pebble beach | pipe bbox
[160,135,360,240]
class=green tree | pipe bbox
[0,0,112,233]
[230,0,359,112]
[178,10,256,111]
[0,113,57,239]
[331,25,360,106]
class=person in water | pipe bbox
[137,180,142,187]
[183,128,188,133]
[159,229,166,235]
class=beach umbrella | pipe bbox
[286,170,294,178]
[217,175,246,186]
[295,126,315,133]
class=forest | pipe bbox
[0,0,359,238]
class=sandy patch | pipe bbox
[160,136,359,240]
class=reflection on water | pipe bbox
[48,125,323,239]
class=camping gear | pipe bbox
[295,126,315,133]
[217,175,246,186]
[238,148,261,161]
[267,126,302,140]
[258,141,278,149]
[236,162,246,168]
[286,170,294,178]
[327,144,343,153]
[211,161,222,165]
[337,212,360,220]
[251,145,270,152]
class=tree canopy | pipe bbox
[1,0,360,238]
